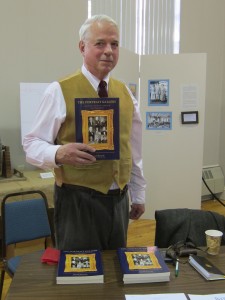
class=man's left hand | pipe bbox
[129,203,145,220]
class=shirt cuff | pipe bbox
[44,145,62,168]
[129,188,145,205]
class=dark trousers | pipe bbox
[54,184,129,250]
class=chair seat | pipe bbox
[7,256,22,274]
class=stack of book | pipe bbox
[117,246,170,284]
[56,249,104,284]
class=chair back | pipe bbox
[154,208,225,248]
[1,190,54,257]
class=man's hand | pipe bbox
[129,203,145,220]
[55,143,96,166]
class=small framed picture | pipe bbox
[146,112,172,130]
[181,111,199,124]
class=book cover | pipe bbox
[189,255,225,281]
[56,249,104,284]
[75,97,119,160]
[117,246,170,284]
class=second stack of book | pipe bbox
[117,246,170,284]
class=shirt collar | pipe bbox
[81,65,109,91]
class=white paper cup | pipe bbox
[205,229,223,255]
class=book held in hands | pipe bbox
[75,97,119,160]
[189,255,225,281]
[56,249,104,284]
[117,246,170,284]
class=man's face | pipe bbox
[79,21,119,80]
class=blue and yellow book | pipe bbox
[56,249,104,284]
[117,246,170,284]
[75,97,120,160]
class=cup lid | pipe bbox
[205,229,223,237]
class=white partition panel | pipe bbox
[140,54,206,219]
[112,47,140,97]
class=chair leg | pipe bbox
[0,269,5,300]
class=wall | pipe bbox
[0,0,87,170]
[180,0,225,174]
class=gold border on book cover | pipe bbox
[125,252,161,270]
[64,253,97,273]
[82,109,114,150]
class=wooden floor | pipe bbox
[2,198,225,299]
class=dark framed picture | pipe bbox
[148,79,169,106]
[146,112,172,130]
[181,111,199,124]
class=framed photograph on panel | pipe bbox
[128,83,137,97]
[148,80,169,106]
[146,112,172,130]
[181,111,199,124]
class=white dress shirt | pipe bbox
[23,65,146,204]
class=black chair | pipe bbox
[154,208,225,248]
[0,190,55,298]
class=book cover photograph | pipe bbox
[117,246,170,284]
[189,255,225,281]
[56,249,104,284]
[75,97,119,160]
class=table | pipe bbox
[0,170,55,209]
[6,249,225,300]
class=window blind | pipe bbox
[89,0,180,55]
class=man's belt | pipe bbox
[61,183,128,196]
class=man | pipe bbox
[23,15,146,251]
[88,125,95,143]
[88,116,95,127]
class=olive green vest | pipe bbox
[54,70,133,194]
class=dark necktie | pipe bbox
[98,80,108,98]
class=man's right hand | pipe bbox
[55,143,96,166]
